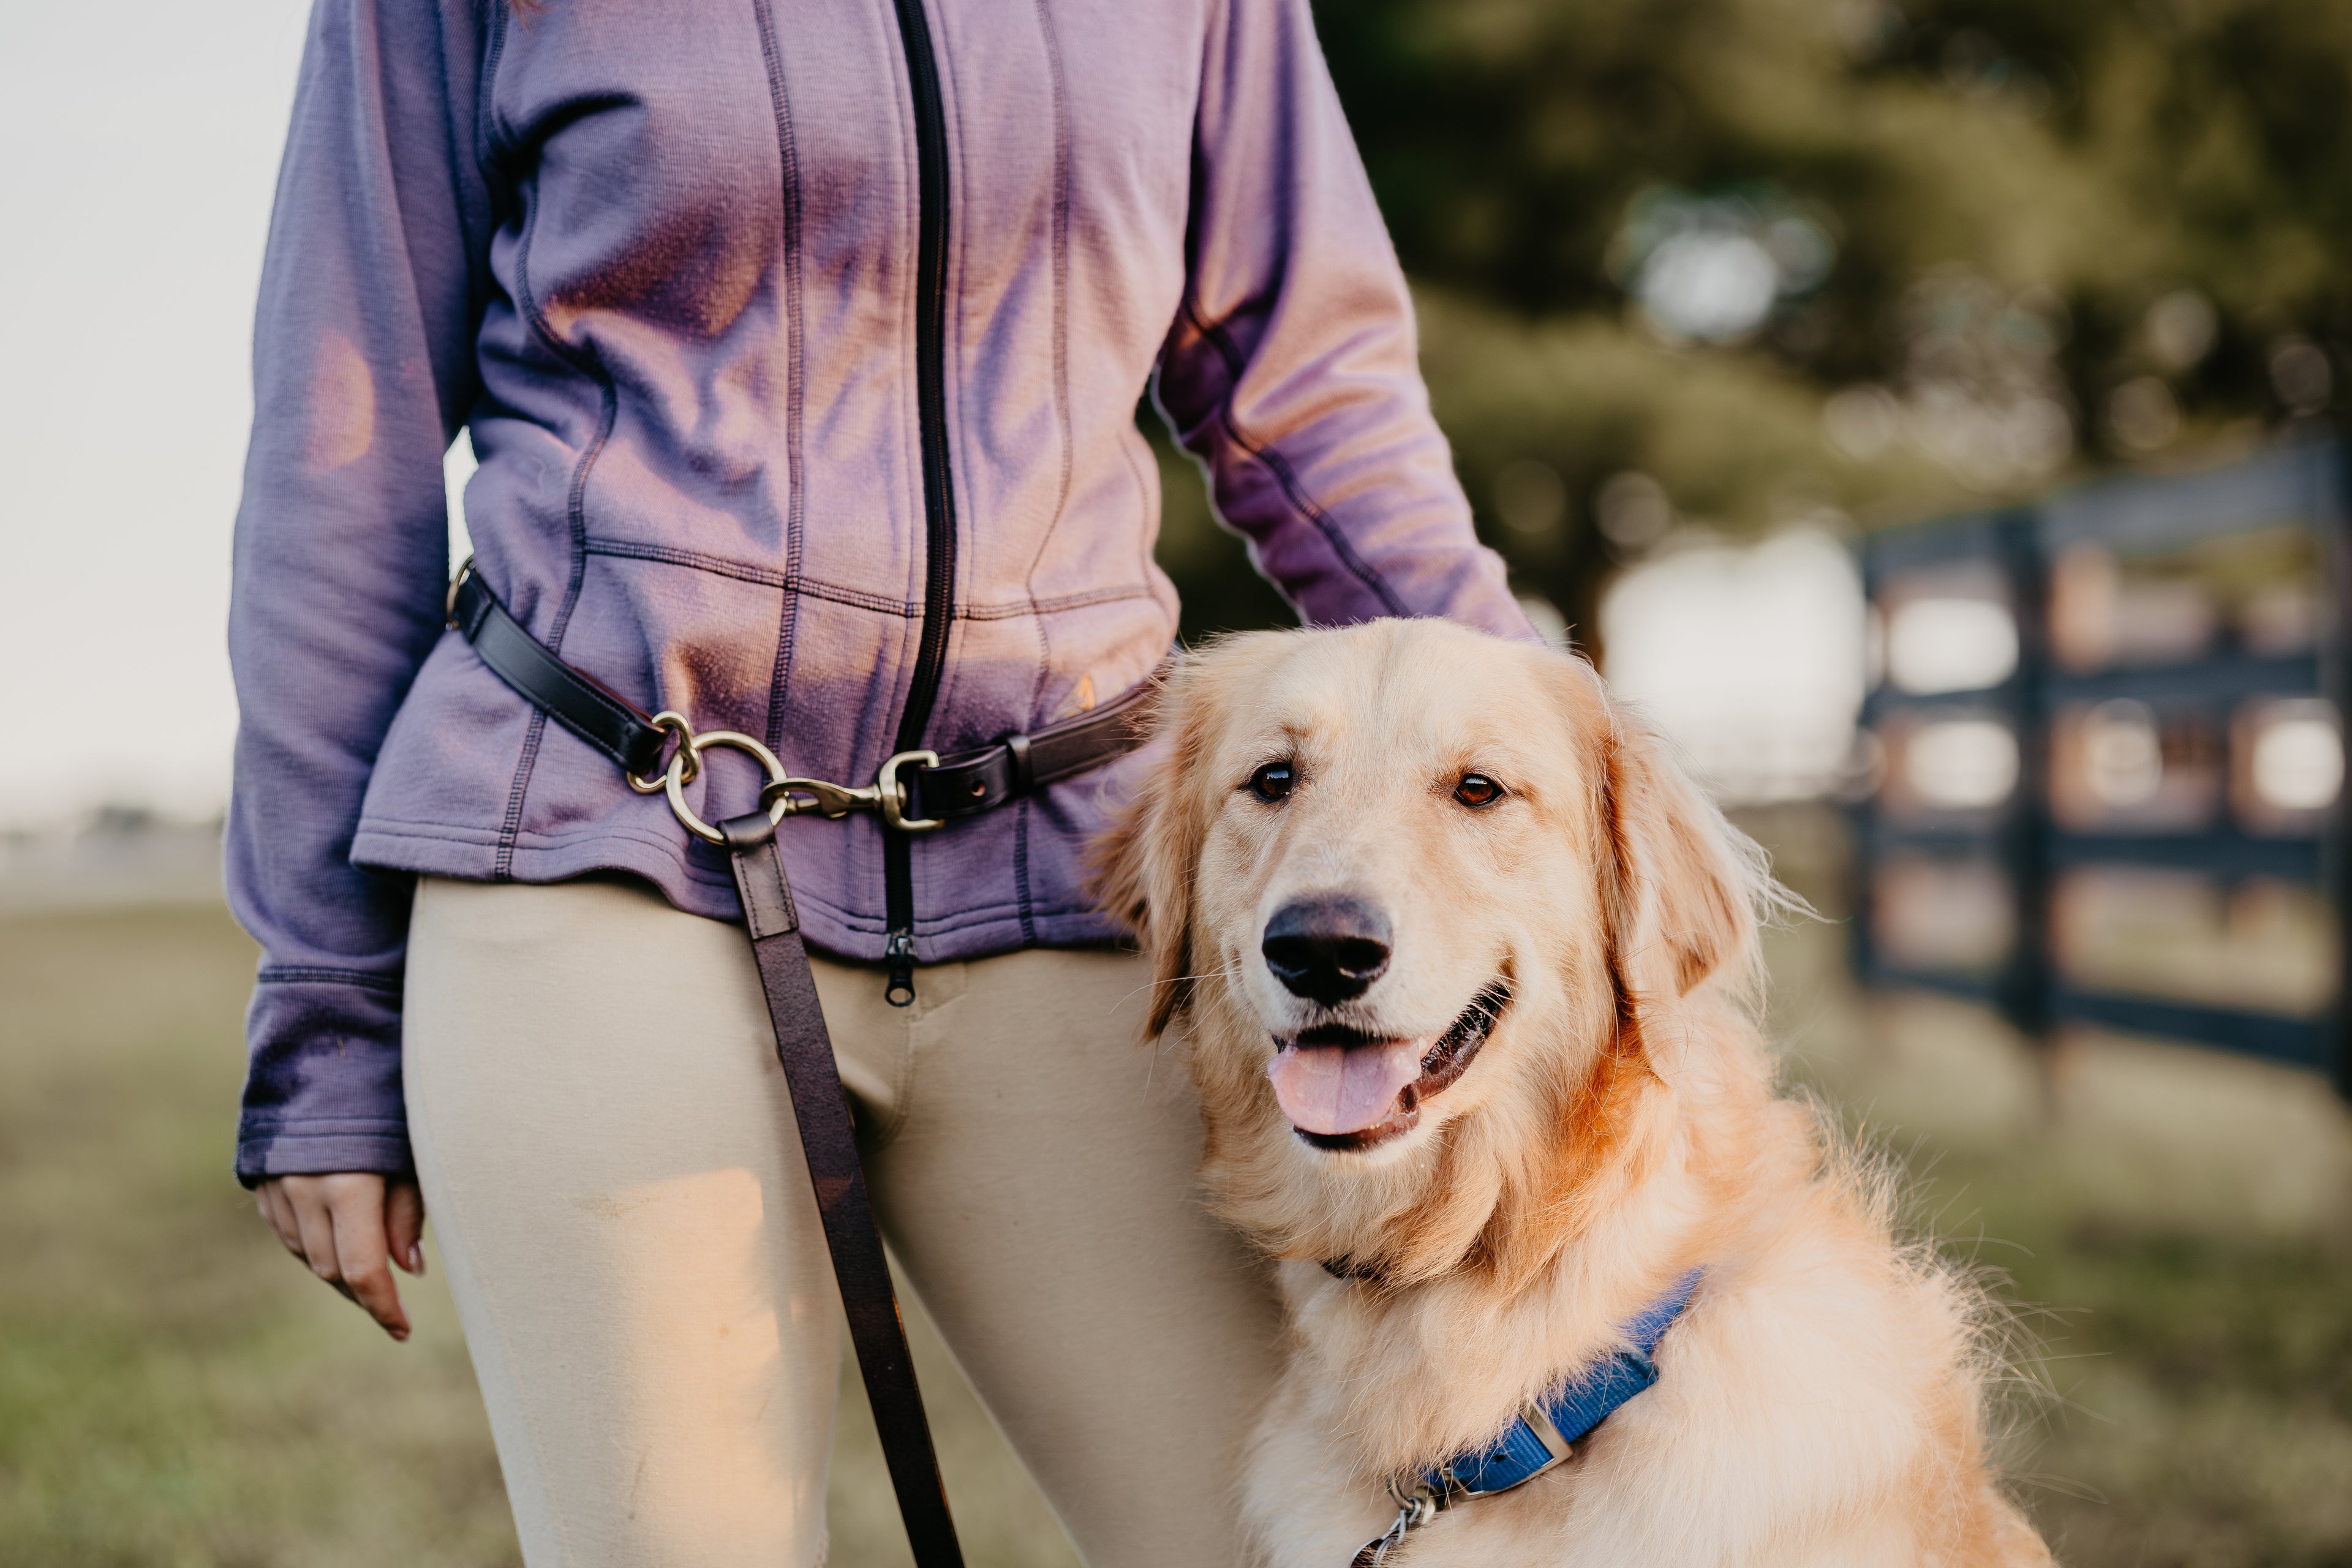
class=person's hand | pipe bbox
[255,1173,426,1341]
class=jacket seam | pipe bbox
[353,819,1096,930]
[358,819,739,889]
[976,586,1158,618]
[359,820,952,924]
[353,815,505,842]
[494,185,557,878]
[496,710,548,881]
[1017,0,1074,949]
[1020,0,1074,702]
[579,537,1153,619]
[363,814,714,864]
[477,0,512,160]
[499,108,624,877]
[1119,421,1165,597]
[1182,297,1409,617]
[1014,797,1037,944]
[752,0,807,756]
[503,376,617,876]
[585,538,891,609]
[256,965,405,995]
[919,894,1087,925]
[473,0,521,277]
[433,2,491,420]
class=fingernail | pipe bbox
[392,1327,410,1343]
[407,1243,424,1273]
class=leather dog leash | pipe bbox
[446,560,1158,1567]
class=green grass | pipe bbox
[2,900,2348,1565]
[1996,1221,2352,1566]
[1875,1123,2352,1567]
[0,906,1074,1568]
[1755,853,2352,1568]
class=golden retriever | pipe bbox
[1093,619,2053,1567]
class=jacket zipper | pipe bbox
[884,0,956,1006]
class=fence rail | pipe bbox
[1850,435,2352,1097]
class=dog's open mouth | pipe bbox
[1268,981,1512,1152]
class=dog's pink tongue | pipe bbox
[1268,1041,1425,1135]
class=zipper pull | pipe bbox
[884,929,918,1008]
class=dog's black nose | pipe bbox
[1262,897,1393,1005]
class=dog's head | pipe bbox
[1093,619,1774,1286]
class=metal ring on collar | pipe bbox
[663,729,792,844]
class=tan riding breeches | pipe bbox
[402,875,1281,1567]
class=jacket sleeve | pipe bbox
[226,0,492,1186]
[1153,0,1530,638]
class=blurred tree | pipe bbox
[1152,0,2352,649]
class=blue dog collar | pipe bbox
[1351,1268,1704,1566]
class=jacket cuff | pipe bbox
[236,1123,416,1186]
[235,971,412,1188]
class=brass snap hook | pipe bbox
[647,736,944,842]
[762,775,880,820]
[753,750,945,832]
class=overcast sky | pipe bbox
[0,0,312,827]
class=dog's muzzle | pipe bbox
[1273,980,1512,1152]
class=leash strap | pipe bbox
[719,809,963,1567]
[444,561,1177,1568]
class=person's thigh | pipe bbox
[814,946,1286,1566]
[405,875,844,1568]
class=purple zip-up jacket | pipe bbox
[228,0,1526,1185]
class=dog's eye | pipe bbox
[1248,761,1295,802]
[1453,773,1504,809]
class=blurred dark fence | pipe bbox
[1852,435,2352,1095]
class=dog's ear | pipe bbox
[1088,663,1208,1038]
[1577,667,1763,1017]
[1460,658,1757,1295]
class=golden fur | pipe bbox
[1093,619,2054,1567]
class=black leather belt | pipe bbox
[447,564,1158,824]
[445,559,1163,1568]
